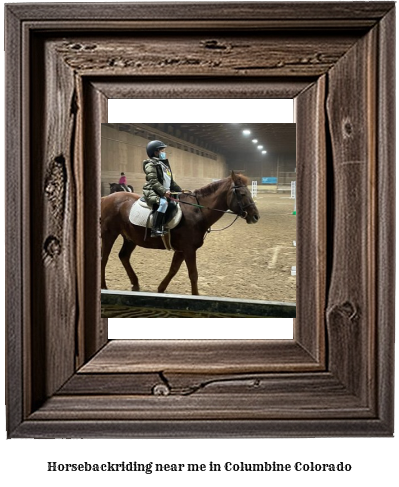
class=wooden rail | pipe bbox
[101,290,296,318]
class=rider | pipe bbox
[143,140,182,237]
[118,172,130,192]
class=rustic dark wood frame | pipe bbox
[5,2,395,438]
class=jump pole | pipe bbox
[291,180,296,215]
[251,180,258,199]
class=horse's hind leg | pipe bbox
[119,237,140,291]
[101,232,118,289]
[158,251,185,293]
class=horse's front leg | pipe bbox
[184,249,199,295]
[119,237,140,291]
[158,251,185,293]
[101,232,118,289]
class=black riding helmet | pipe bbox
[146,140,167,158]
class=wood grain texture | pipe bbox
[295,76,326,364]
[80,340,320,374]
[34,371,375,423]
[29,393,371,421]
[30,36,79,408]
[80,81,109,363]
[58,372,163,396]
[5,5,24,436]
[375,7,395,432]
[5,2,395,438]
[53,34,360,78]
[61,371,353,397]
[325,25,377,404]
[92,79,311,99]
[7,2,394,22]
[14,418,390,439]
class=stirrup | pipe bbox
[151,227,165,237]
[151,211,166,237]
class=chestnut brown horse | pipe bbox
[101,171,260,295]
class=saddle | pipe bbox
[129,197,182,230]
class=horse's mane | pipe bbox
[194,173,249,197]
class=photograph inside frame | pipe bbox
[101,123,296,318]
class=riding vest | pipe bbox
[142,157,182,207]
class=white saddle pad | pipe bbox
[129,198,183,229]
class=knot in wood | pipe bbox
[109,58,129,68]
[83,44,97,51]
[45,156,66,214]
[343,119,353,137]
[201,39,227,50]
[43,236,61,259]
[339,301,358,321]
[45,181,56,197]
[152,383,170,396]
[327,301,359,323]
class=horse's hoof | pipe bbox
[132,285,140,292]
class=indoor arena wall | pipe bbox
[101,125,228,196]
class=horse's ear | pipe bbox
[231,170,238,182]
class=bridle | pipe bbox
[167,183,256,235]
[169,184,255,219]
[231,184,257,220]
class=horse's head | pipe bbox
[227,171,260,224]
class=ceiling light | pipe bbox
[243,129,251,135]
[252,139,258,143]
[257,145,264,149]
[262,150,267,154]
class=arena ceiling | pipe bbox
[107,122,296,176]
[144,123,296,161]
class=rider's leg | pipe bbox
[151,198,168,237]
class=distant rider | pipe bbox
[118,172,131,192]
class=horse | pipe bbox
[101,171,260,295]
[109,182,134,193]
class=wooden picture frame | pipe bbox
[5,2,395,437]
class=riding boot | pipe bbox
[151,211,166,237]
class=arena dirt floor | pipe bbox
[104,191,296,304]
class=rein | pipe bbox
[167,194,233,215]
[167,184,254,233]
